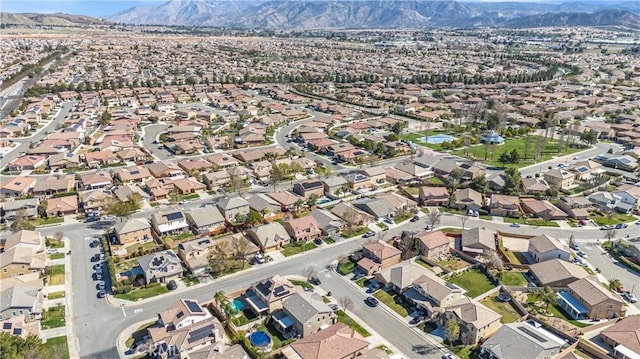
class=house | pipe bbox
[556,196,592,220]
[0,177,36,197]
[308,209,345,235]
[0,281,43,326]
[246,221,294,252]
[557,277,626,320]
[353,197,396,220]
[357,240,402,275]
[418,231,451,260]
[33,176,75,197]
[361,166,387,185]
[6,155,46,172]
[267,191,304,212]
[439,297,502,344]
[186,207,226,234]
[113,166,153,183]
[600,316,640,359]
[614,184,640,209]
[244,193,283,222]
[418,186,449,206]
[0,198,39,220]
[461,227,495,254]
[528,234,571,263]
[244,275,298,315]
[216,197,250,222]
[177,237,217,275]
[281,323,369,359]
[147,161,185,179]
[151,209,190,237]
[604,155,638,172]
[322,176,349,199]
[490,194,521,217]
[543,169,575,190]
[292,180,324,199]
[47,152,81,170]
[331,202,374,227]
[283,216,322,243]
[528,259,589,287]
[113,184,150,204]
[521,178,550,195]
[395,163,433,179]
[452,188,483,210]
[172,177,206,195]
[45,195,78,216]
[385,167,415,184]
[147,299,224,358]
[480,322,566,359]
[343,172,371,191]
[0,231,45,279]
[79,189,113,212]
[520,198,568,220]
[272,292,337,339]
[568,160,604,181]
[201,170,231,190]
[114,218,153,246]
[137,250,183,283]
[79,171,113,190]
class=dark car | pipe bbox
[97,291,106,299]
[410,216,420,222]
[309,276,322,285]
[167,280,178,291]
[364,297,379,307]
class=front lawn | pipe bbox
[46,238,65,248]
[591,214,636,226]
[47,291,65,300]
[336,310,371,337]
[43,336,69,359]
[31,217,65,227]
[480,297,521,323]
[439,227,463,234]
[373,290,409,317]
[354,277,368,287]
[115,284,169,301]
[503,217,560,227]
[47,264,66,285]
[451,135,583,168]
[394,213,413,224]
[281,242,318,257]
[376,222,388,230]
[448,269,495,298]
[42,305,66,329]
[125,321,155,348]
[337,260,355,275]
[50,253,65,260]
[341,226,369,238]
[290,279,314,289]
[498,271,527,286]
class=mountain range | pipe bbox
[106,0,640,29]
[0,12,109,26]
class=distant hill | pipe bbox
[505,9,640,29]
[0,12,109,26]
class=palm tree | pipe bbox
[609,278,622,292]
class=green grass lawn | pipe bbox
[336,310,371,337]
[47,264,66,285]
[394,213,413,224]
[402,186,420,197]
[354,277,368,287]
[338,261,356,275]
[448,269,495,298]
[47,291,65,300]
[399,131,446,150]
[498,271,527,286]
[590,214,636,226]
[452,136,583,168]
[527,293,592,328]
[126,241,158,255]
[125,321,156,348]
[281,242,318,257]
[42,305,66,329]
[341,226,369,238]
[480,297,521,323]
[503,217,560,227]
[373,291,409,317]
[43,336,69,359]
[415,258,433,269]
[31,217,65,226]
[323,237,336,244]
[46,238,65,248]
[290,279,314,289]
[50,253,65,260]
[439,227,463,234]
[425,177,446,186]
[115,285,169,301]
[376,222,389,230]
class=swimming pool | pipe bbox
[316,197,332,205]
[248,330,272,350]
[422,134,455,144]
[232,298,245,312]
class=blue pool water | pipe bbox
[316,198,331,205]
[249,331,272,348]
[422,134,455,144]
[232,298,245,311]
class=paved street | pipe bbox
[141,123,171,160]
[582,243,640,306]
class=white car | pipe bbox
[46,248,60,254]
[254,254,265,264]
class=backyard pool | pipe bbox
[232,298,245,312]
[422,134,455,144]
[316,197,332,205]
[248,330,272,351]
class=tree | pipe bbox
[233,237,253,268]
[509,149,520,164]
[471,176,489,195]
[302,267,317,281]
[306,194,319,210]
[444,319,460,344]
[338,296,354,312]
[270,164,286,192]
[208,243,231,278]
[606,228,617,242]
[483,250,504,271]
[0,333,45,359]
[568,232,576,249]
[460,213,469,230]
[608,278,622,292]
[540,286,556,310]
[244,210,264,226]
[426,209,441,229]
[99,110,111,126]
[503,167,522,195]
[230,174,246,195]
[343,207,359,234]
[10,209,35,232]
[498,151,510,167]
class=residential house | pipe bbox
[151,209,190,237]
[343,172,371,191]
[308,209,345,236]
[568,160,604,181]
[216,197,250,222]
[418,231,451,260]
[172,177,206,195]
[452,188,483,210]
[245,193,283,222]
[267,191,304,212]
[439,297,502,344]
[0,231,45,279]
[145,178,176,201]
[458,163,485,181]
[32,176,75,197]
[357,240,402,275]
[394,163,433,180]
[201,170,232,191]
[528,234,571,263]
[283,216,322,243]
[186,207,226,235]
[147,161,185,179]
[556,196,592,220]
[322,176,349,199]
[361,166,387,185]
[246,222,292,252]
[490,194,521,217]
[461,227,495,254]
[0,281,43,326]
[600,316,640,359]
[6,155,46,172]
[177,237,217,275]
[557,277,626,320]
[47,152,81,170]
[331,202,374,227]
[385,167,414,184]
[521,178,550,196]
[0,177,36,198]
[418,186,449,206]
[137,250,183,284]
[45,195,78,216]
[614,184,640,209]
[178,158,216,175]
[272,292,336,338]
[281,323,369,359]
[604,155,638,172]
[544,169,575,190]
[79,171,113,190]
[244,275,298,316]
[114,218,153,246]
[480,322,565,359]
[353,196,403,220]
[0,198,39,220]
[528,259,588,287]
[292,180,324,199]
[520,198,568,220]
[79,189,113,212]
[207,154,239,169]
[113,166,153,183]
[113,184,150,204]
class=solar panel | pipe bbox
[185,300,203,313]
[3,323,11,330]
[13,328,22,335]
[518,326,548,343]
[130,170,140,175]
[187,324,214,343]
[165,212,183,221]
[177,311,184,319]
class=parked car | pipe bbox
[96,282,105,291]
[362,231,375,238]
[351,273,365,281]
[178,200,191,205]
[254,253,265,264]
[510,223,520,228]
[615,223,628,229]
[384,217,394,225]
[102,215,116,221]
[577,251,587,258]
[167,280,178,291]
[328,304,339,311]
[571,244,580,251]
[410,216,419,222]
[309,276,321,285]
[364,297,379,307]
[97,291,106,299]
[622,291,638,303]
[93,263,103,270]
[46,248,60,254]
